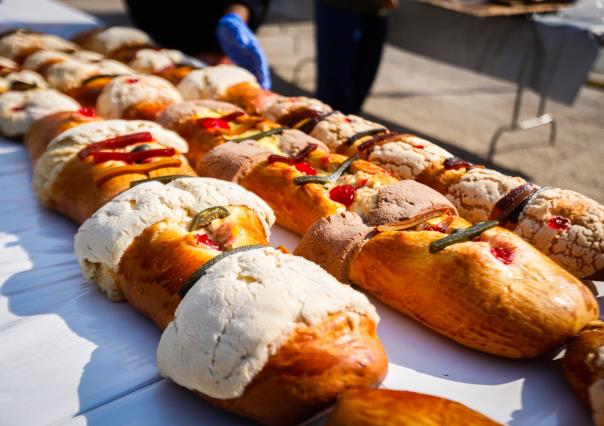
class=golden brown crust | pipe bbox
[33,56,66,77]
[71,27,101,51]
[155,64,194,85]
[116,209,270,329]
[69,76,117,107]
[349,224,598,357]
[185,116,276,169]
[108,44,150,63]
[222,81,279,116]
[202,312,388,425]
[24,111,100,165]
[48,156,196,224]
[121,101,175,121]
[240,160,343,235]
[563,321,604,406]
[326,388,501,426]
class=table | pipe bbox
[387,0,601,159]
[0,1,600,425]
[418,0,572,18]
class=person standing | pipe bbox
[315,0,398,114]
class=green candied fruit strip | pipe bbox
[179,245,265,297]
[129,174,192,188]
[188,206,230,232]
[293,154,358,186]
[429,220,498,254]
[227,127,284,143]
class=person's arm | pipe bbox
[217,1,272,89]
[225,1,269,30]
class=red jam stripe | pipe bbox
[78,132,154,159]
[91,147,176,164]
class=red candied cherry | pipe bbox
[344,117,352,123]
[194,234,221,250]
[11,105,25,112]
[198,117,229,130]
[78,107,96,117]
[413,144,425,149]
[294,161,316,176]
[491,247,514,265]
[329,184,356,207]
[547,216,571,232]
[125,77,139,84]
[424,223,447,233]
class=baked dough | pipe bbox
[75,177,274,306]
[24,110,100,164]
[0,69,47,93]
[158,247,387,424]
[295,181,598,357]
[73,26,152,56]
[564,322,604,426]
[32,119,194,223]
[0,29,77,62]
[127,48,185,73]
[46,58,133,93]
[177,64,258,100]
[96,74,182,120]
[0,88,80,138]
[326,388,501,425]
[198,131,396,235]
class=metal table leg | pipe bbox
[487,20,560,161]
[487,87,557,161]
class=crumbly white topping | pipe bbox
[46,59,100,91]
[445,168,527,223]
[157,247,377,399]
[177,65,258,100]
[310,111,383,151]
[21,49,103,71]
[157,100,231,129]
[0,70,48,92]
[72,50,104,62]
[128,48,185,73]
[32,120,188,203]
[22,50,71,71]
[89,26,152,55]
[169,177,275,235]
[0,56,18,69]
[368,137,453,181]
[96,74,182,118]
[261,96,332,122]
[514,187,604,278]
[0,31,77,60]
[46,58,133,92]
[74,178,275,299]
[0,88,79,137]
[96,59,134,75]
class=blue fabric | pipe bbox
[315,0,388,114]
[216,12,272,89]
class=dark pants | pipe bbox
[315,0,389,114]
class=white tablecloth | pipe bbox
[0,1,599,424]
